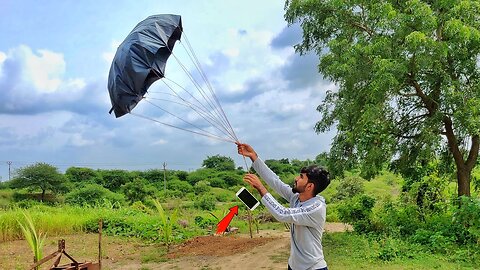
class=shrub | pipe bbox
[168,180,193,193]
[193,194,216,211]
[121,177,155,203]
[194,215,217,229]
[337,194,375,234]
[331,175,365,202]
[452,196,480,244]
[209,178,226,188]
[193,181,211,195]
[65,184,125,206]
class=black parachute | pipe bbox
[108,14,182,118]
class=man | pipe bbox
[236,142,330,270]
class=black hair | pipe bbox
[300,165,330,195]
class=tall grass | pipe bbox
[152,199,178,250]
[17,211,46,268]
[0,205,108,242]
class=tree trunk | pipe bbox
[41,190,45,202]
[456,165,471,197]
[442,117,478,197]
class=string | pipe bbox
[129,112,235,143]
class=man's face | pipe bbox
[292,173,310,194]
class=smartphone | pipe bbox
[236,187,260,210]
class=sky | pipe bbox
[0,0,336,181]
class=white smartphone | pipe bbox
[236,187,260,210]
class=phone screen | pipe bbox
[236,188,259,210]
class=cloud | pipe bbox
[270,23,303,49]
[0,45,106,115]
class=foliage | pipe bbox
[17,211,46,267]
[285,0,480,196]
[152,199,178,249]
[332,174,365,202]
[186,168,215,186]
[193,194,216,211]
[64,183,125,206]
[194,215,217,229]
[193,180,211,194]
[452,196,480,243]
[265,159,296,175]
[337,194,376,233]
[202,155,235,171]
[121,177,155,203]
[65,167,100,183]
[97,169,133,191]
[167,179,193,193]
[10,163,66,201]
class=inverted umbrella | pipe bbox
[108,14,182,118]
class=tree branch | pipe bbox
[443,116,465,167]
[350,22,374,37]
[466,135,479,171]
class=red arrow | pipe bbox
[215,206,239,235]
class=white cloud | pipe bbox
[152,139,168,145]
[102,40,121,65]
[0,45,102,115]
[17,46,66,93]
[69,133,95,147]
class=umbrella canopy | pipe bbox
[108,14,183,118]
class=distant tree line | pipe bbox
[1,154,320,206]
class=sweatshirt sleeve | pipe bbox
[252,158,295,202]
[261,193,324,227]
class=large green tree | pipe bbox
[11,163,65,201]
[285,0,480,196]
[202,155,235,171]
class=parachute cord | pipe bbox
[149,68,236,141]
[142,98,234,142]
[144,95,236,142]
[129,112,235,144]
[180,33,239,142]
[160,78,237,141]
[165,40,234,141]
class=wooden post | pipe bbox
[248,210,253,238]
[98,219,102,270]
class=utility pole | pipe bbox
[163,162,167,192]
[7,161,12,181]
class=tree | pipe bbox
[121,177,155,203]
[11,163,65,201]
[97,169,132,191]
[65,167,99,183]
[285,0,480,196]
[202,155,235,171]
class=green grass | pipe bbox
[323,232,479,270]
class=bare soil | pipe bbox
[0,223,351,270]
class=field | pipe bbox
[1,168,479,269]
[2,226,477,270]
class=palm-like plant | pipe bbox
[152,199,178,250]
[17,211,46,269]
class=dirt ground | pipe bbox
[0,223,351,270]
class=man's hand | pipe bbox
[244,173,267,197]
[236,142,258,162]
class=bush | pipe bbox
[121,177,155,203]
[193,194,216,210]
[65,184,125,206]
[193,181,211,195]
[331,175,365,202]
[452,196,480,244]
[168,180,193,193]
[337,194,375,234]
[209,178,226,188]
[194,215,217,229]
